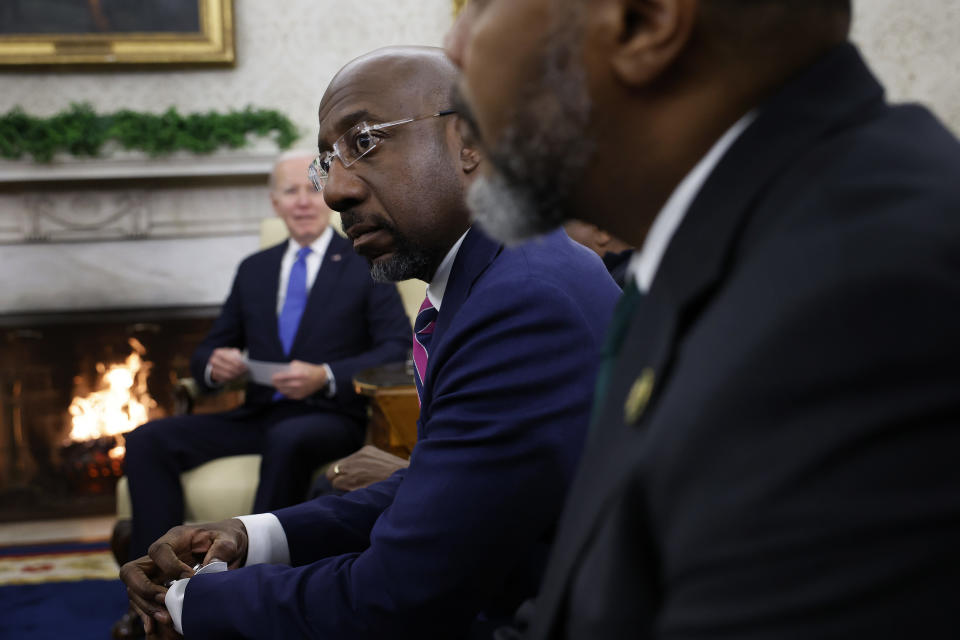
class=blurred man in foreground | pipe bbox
[448,0,960,637]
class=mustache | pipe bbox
[339,210,395,236]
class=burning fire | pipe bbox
[68,338,157,460]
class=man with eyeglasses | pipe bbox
[119,46,620,639]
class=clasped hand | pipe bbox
[119,519,248,637]
[272,360,328,399]
[208,348,248,384]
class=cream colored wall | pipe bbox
[852,0,960,134]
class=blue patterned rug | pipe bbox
[0,539,128,639]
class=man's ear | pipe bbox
[609,0,697,86]
[460,146,482,174]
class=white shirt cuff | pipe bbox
[203,361,223,388]
[235,513,290,566]
[165,576,188,635]
[164,560,228,635]
[322,364,336,397]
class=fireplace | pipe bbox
[0,307,219,521]
[0,147,272,522]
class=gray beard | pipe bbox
[369,250,434,283]
[467,173,554,245]
[466,9,592,244]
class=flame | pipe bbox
[68,338,157,455]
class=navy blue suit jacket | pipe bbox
[189,232,410,421]
[529,44,960,639]
[181,228,620,638]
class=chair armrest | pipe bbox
[172,376,245,415]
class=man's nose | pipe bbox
[322,159,366,212]
[296,186,313,205]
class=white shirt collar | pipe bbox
[285,225,334,260]
[627,110,757,293]
[425,230,469,311]
[277,226,334,314]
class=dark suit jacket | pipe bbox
[181,228,621,638]
[189,232,410,421]
[529,43,960,639]
[602,249,633,289]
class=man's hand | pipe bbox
[327,445,410,492]
[119,520,248,634]
[208,348,248,384]
[146,615,181,640]
[119,554,173,637]
[272,360,328,400]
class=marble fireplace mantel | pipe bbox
[0,149,275,184]
[0,148,277,315]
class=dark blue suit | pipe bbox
[529,44,960,638]
[125,233,410,558]
[180,228,621,638]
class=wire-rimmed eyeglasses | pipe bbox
[308,109,456,192]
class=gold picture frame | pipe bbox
[0,0,234,67]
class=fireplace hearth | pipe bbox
[0,307,217,521]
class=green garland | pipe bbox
[0,103,299,163]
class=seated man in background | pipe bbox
[114,150,410,635]
[121,46,620,639]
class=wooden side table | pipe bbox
[353,362,419,458]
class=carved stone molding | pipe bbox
[19,192,150,242]
[0,183,267,245]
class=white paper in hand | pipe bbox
[244,357,292,387]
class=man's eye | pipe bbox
[352,130,379,155]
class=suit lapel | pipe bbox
[428,227,501,349]
[260,242,287,359]
[533,43,888,635]
[417,227,501,428]
[288,233,349,356]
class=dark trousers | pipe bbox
[123,401,363,558]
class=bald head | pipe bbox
[318,46,458,133]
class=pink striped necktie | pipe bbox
[412,296,438,406]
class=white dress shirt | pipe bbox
[167,229,470,633]
[205,226,337,394]
[425,231,468,311]
[626,111,757,293]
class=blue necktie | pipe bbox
[278,246,312,356]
